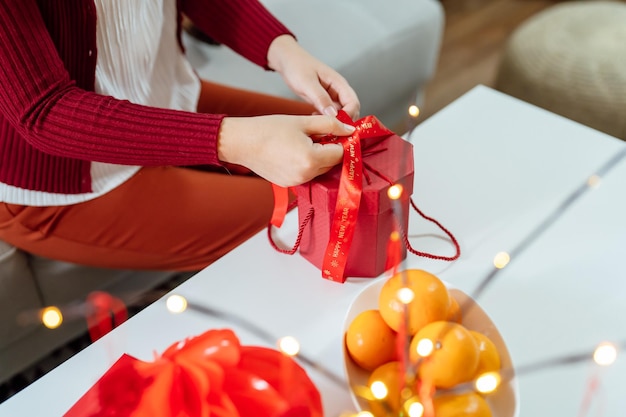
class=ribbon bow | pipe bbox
[64,329,322,417]
[271,111,394,283]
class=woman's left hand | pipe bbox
[267,35,360,120]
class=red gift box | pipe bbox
[295,133,414,280]
[269,112,460,283]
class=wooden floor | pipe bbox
[418,0,559,123]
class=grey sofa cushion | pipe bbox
[0,240,194,384]
[0,242,42,350]
[30,255,187,307]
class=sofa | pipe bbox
[184,0,445,130]
[0,0,444,388]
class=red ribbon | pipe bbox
[321,112,393,282]
[271,111,393,283]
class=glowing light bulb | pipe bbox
[587,174,601,188]
[370,381,388,400]
[408,105,420,118]
[356,412,374,417]
[415,338,434,357]
[493,251,510,269]
[406,400,424,417]
[475,372,501,394]
[593,342,617,366]
[41,306,63,329]
[388,184,403,200]
[278,336,300,357]
[166,294,188,314]
[397,287,415,304]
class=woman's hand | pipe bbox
[217,114,355,187]
[267,35,360,120]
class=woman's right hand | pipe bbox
[217,114,355,187]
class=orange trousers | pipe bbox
[0,80,315,272]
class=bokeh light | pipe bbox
[475,371,501,394]
[278,336,300,357]
[388,184,404,200]
[493,251,510,269]
[41,306,63,329]
[370,380,388,400]
[587,174,601,188]
[166,294,188,314]
[406,399,425,417]
[408,105,420,118]
[397,287,415,304]
[356,412,374,417]
[415,338,434,357]
[593,342,617,366]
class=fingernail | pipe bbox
[323,106,338,116]
[343,123,356,132]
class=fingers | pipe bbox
[312,142,343,170]
[340,100,360,120]
[318,71,360,120]
[305,82,339,117]
[333,84,361,120]
[302,115,356,137]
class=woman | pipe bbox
[0,0,360,272]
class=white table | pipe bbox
[2,85,626,416]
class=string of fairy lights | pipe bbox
[24,103,626,417]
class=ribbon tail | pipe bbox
[270,184,290,228]
[321,134,363,283]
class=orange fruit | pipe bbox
[447,295,462,323]
[345,309,397,371]
[470,331,501,377]
[409,321,479,389]
[432,392,493,417]
[366,361,405,415]
[378,269,450,335]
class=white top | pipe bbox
[0,0,201,206]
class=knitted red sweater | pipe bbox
[0,0,291,194]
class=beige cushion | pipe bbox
[495,1,626,140]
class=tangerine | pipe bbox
[409,321,479,389]
[366,361,405,415]
[470,330,501,377]
[447,295,462,323]
[432,392,493,417]
[345,309,397,371]
[378,269,450,335]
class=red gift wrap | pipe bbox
[64,329,322,417]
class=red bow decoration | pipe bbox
[271,111,394,283]
[64,329,323,417]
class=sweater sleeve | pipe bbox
[0,0,225,167]
[181,0,294,69]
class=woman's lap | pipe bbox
[0,166,274,271]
